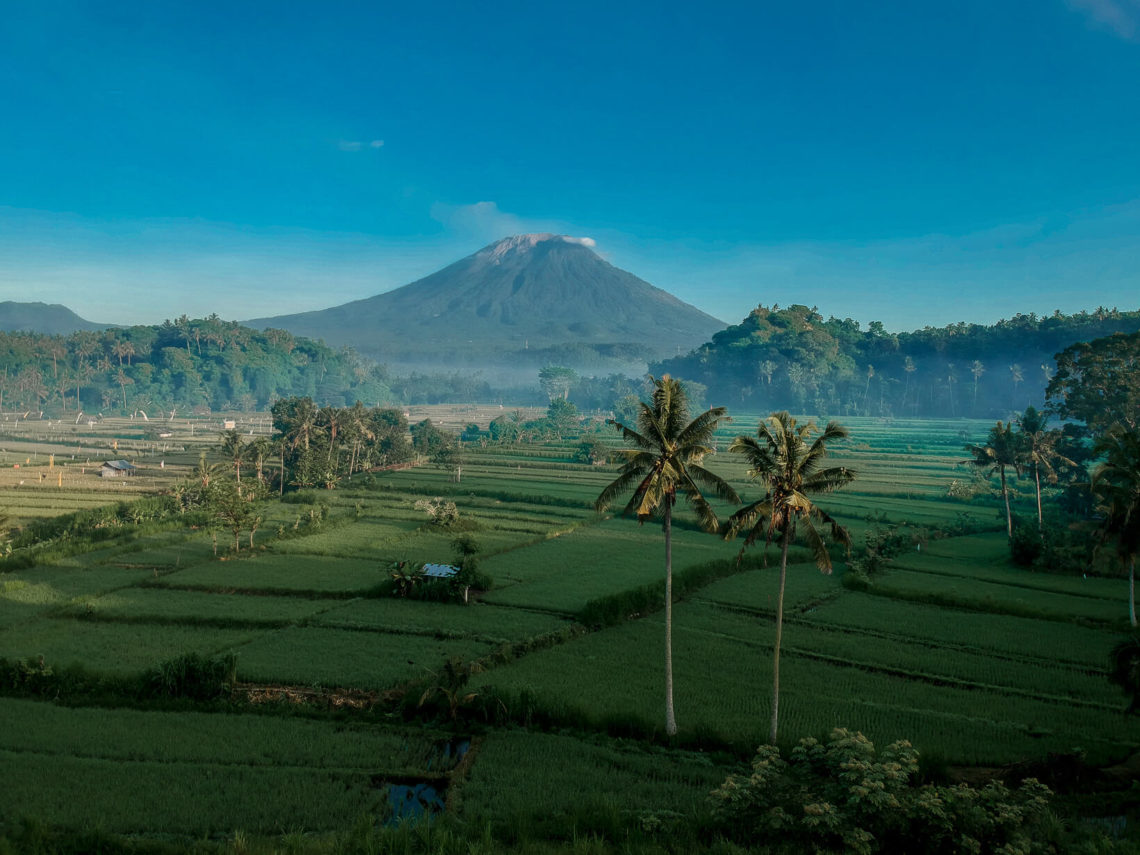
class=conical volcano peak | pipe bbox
[480,233,598,262]
[245,232,721,369]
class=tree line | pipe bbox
[0,316,396,415]
[646,303,1140,418]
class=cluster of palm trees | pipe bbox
[595,375,855,743]
[963,406,1076,539]
[269,398,413,489]
[964,407,1139,628]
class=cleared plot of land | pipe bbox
[457,730,727,835]
[470,599,1134,764]
[801,591,1116,668]
[890,534,1125,602]
[0,751,385,835]
[152,553,386,594]
[481,517,741,613]
[2,618,258,671]
[0,696,450,771]
[315,598,570,642]
[230,625,498,690]
[63,587,336,625]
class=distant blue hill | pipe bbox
[0,301,110,335]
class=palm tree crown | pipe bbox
[725,413,855,567]
[964,421,1022,539]
[724,412,854,746]
[1016,406,1075,530]
[595,375,739,736]
[596,376,738,528]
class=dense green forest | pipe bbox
[651,304,1140,418]
[5,306,1139,418]
[0,316,396,415]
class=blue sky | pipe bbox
[2,0,1139,331]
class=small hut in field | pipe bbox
[100,460,137,478]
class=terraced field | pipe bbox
[1,414,1135,841]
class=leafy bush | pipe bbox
[0,656,55,695]
[142,652,237,701]
[575,438,609,465]
[710,728,1054,855]
[414,497,460,528]
[848,523,915,577]
[1010,517,1043,566]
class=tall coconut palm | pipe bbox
[723,412,854,745]
[594,375,739,736]
[218,429,246,492]
[970,360,986,414]
[964,421,1022,540]
[1092,429,1140,627]
[1016,406,1075,530]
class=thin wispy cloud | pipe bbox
[432,201,540,243]
[1067,0,1140,40]
[337,139,384,152]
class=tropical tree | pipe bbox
[594,375,739,736]
[1009,363,1024,408]
[970,360,986,413]
[538,365,578,402]
[218,429,246,489]
[1109,636,1140,713]
[1091,428,1140,627]
[1047,331,1140,437]
[723,412,854,744]
[964,421,1022,540]
[1016,406,1075,531]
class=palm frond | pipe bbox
[798,515,833,573]
[595,465,650,512]
[683,462,741,505]
[801,466,856,495]
[675,406,727,447]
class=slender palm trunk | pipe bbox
[1033,463,1043,531]
[770,523,792,745]
[1000,467,1012,539]
[664,500,677,736]
[1130,557,1136,628]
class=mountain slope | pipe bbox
[246,235,722,367]
[0,301,108,334]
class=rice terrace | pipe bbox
[7,5,1140,852]
[2,381,1139,853]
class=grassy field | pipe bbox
[1,412,1135,847]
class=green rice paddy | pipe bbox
[1,413,1135,844]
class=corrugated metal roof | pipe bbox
[422,563,458,578]
[102,460,137,470]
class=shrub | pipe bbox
[142,652,237,701]
[710,728,1054,855]
[414,497,460,528]
[1009,517,1043,566]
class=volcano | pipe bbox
[245,234,722,369]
